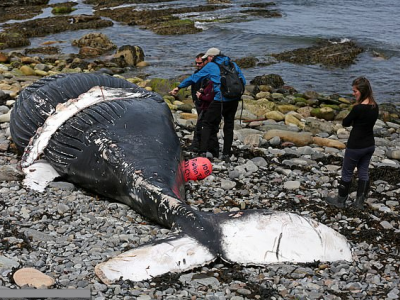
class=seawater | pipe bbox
[2,0,400,103]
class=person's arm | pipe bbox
[170,65,211,95]
[342,105,358,127]
[234,62,246,85]
[197,81,214,103]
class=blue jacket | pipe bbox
[178,55,246,102]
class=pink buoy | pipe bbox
[184,157,212,181]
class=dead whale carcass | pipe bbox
[10,73,353,284]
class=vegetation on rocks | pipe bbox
[271,39,364,68]
[51,6,77,14]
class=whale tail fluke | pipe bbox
[217,210,352,265]
[95,210,352,284]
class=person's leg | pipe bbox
[341,148,360,182]
[354,146,375,209]
[221,100,239,156]
[191,111,204,151]
[208,126,219,157]
[200,101,222,155]
[326,148,359,208]
[356,145,375,181]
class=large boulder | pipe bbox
[304,117,335,135]
[72,33,116,57]
[250,74,285,89]
[310,107,336,121]
[271,39,364,67]
[112,45,144,67]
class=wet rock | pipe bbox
[25,46,60,55]
[2,16,113,47]
[250,74,284,88]
[271,39,364,67]
[94,5,209,36]
[311,107,336,121]
[0,32,30,50]
[234,56,258,68]
[112,45,144,67]
[72,33,117,57]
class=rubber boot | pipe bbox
[326,179,351,208]
[353,180,369,210]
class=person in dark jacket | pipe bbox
[171,48,246,161]
[194,76,216,155]
[326,76,379,210]
[189,53,206,151]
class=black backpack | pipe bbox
[217,61,244,100]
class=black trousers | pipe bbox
[192,109,205,148]
[200,100,239,156]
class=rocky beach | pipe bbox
[1,50,400,299]
[1,1,400,299]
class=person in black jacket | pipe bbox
[326,77,379,209]
[189,53,206,152]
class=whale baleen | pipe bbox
[10,73,353,284]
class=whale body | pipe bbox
[10,73,352,284]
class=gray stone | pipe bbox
[0,255,19,271]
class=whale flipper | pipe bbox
[95,235,217,284]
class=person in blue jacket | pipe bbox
[171,48,246,161]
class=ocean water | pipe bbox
[2,0,400,103]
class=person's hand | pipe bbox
[196,91,201,99]
[169,87,179,96]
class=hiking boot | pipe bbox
[353,180,369,210]
[222,154,231,163]
[188,145,199,152]
[205,152,214,159]
[325,195,348,209]
[325,179,351,208]
[188,143,200,152]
